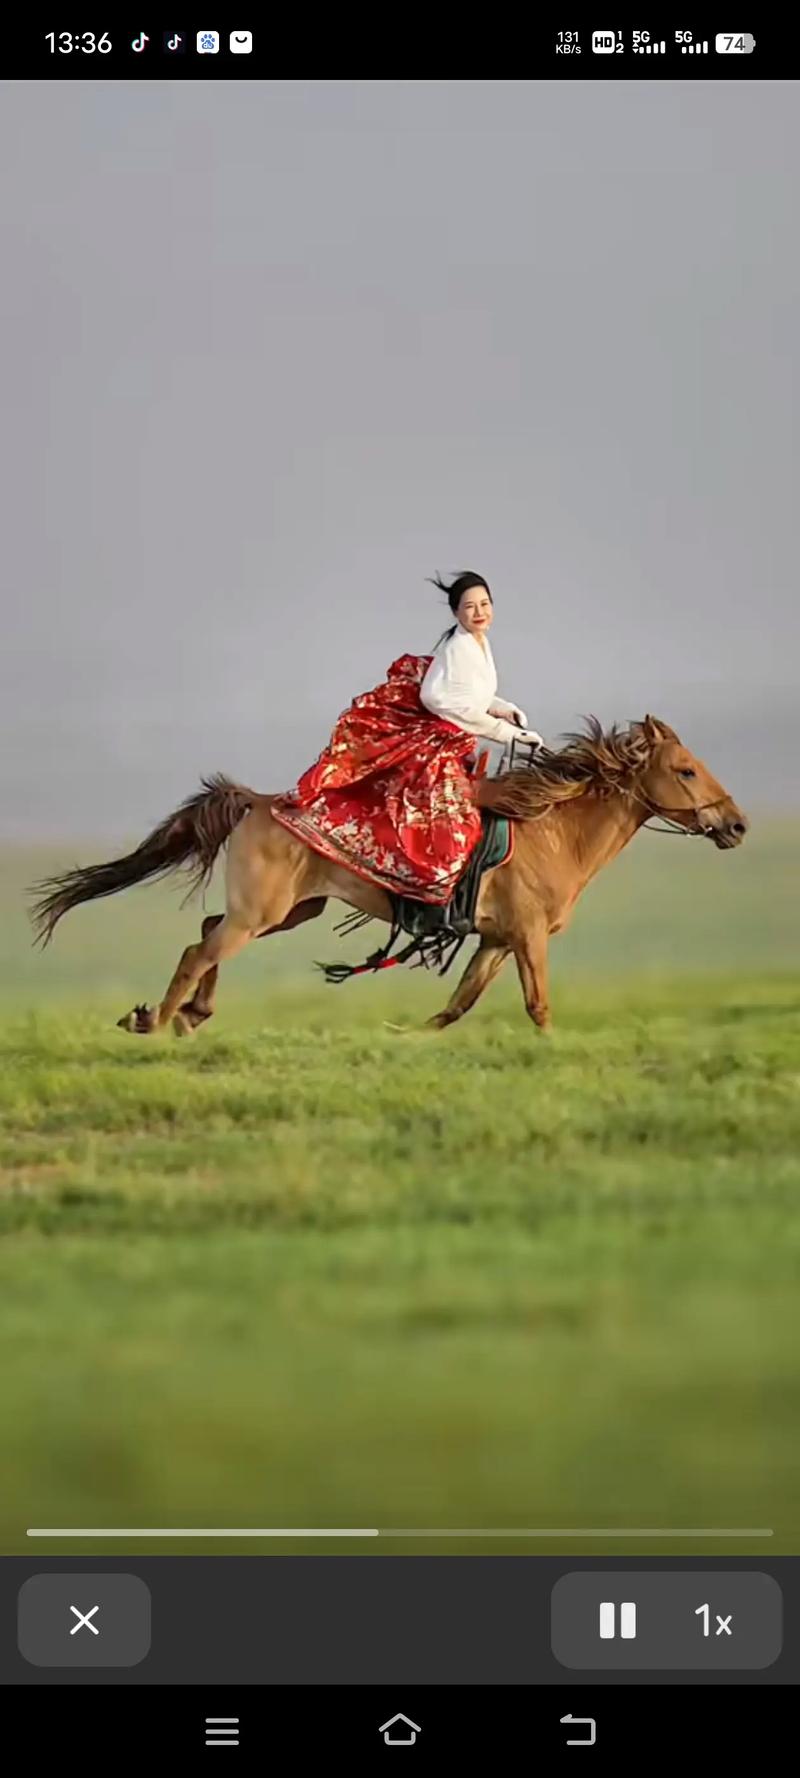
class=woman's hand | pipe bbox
[509,705,528,728]
[515,728,545,748]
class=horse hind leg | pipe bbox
[171,898,328,1037]
[117,915,255,1035]
[171,913,224,1036]
[118,807,327,1036]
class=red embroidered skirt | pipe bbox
[270,654,482,903]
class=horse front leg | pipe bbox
[426,939,510,1030]
[512,925,552,1031]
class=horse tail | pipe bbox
[29,774,255,947]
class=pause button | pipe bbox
[599,1601,637,1639]
[551,1571,783,1669]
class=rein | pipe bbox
[626,785,730,838]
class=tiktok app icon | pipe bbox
[163,32,187,53]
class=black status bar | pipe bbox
[3,27,796,80]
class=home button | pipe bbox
[379,1712,422,1747]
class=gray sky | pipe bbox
[1,79,797,837]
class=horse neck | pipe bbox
[546,786,647,888]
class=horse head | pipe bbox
[634,716,749,849]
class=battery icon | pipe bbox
[715,33,756,53]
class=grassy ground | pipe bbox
[1,824,798,1556]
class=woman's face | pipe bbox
[456,584,494,639]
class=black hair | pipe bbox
[429,571,492,647]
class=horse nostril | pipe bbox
[730,820,747,837]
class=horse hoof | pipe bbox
[172,1011,196,1038]
[117,1003,157,1034]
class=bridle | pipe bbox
[504,735,729,840]
[624,784,731,838]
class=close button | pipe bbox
[18,1573,151,1668]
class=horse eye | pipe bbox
[677,767,696,779]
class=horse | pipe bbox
[30,716,748,1035]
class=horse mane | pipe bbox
[476,716,676,820]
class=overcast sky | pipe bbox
[1,78,797,836]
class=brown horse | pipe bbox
[30,716,748,1035]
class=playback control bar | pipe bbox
[0,1556,794,1685]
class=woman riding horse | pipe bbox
[270,572,543,904]
[31,573,748,1039]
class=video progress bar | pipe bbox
[27,1526,774,1539]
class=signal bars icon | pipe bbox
[633,40,665,53]
[681,39,709,54]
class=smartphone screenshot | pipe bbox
[2,28,796,1762]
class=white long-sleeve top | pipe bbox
[420,626,526,745]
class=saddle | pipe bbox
[315,737,534,985]
[318,809,512,984]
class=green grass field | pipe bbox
[1,824,798,1557]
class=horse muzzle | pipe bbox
[708,809,749,849]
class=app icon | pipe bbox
[229,31,253,54]
[131,33,150,52]
[196,31,220,54]
[163,32,187,54]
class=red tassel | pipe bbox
[351,956,402,976]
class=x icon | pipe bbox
[716,1615,732,1636]
[70,1605,100,1636]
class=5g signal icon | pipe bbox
[676,30,709,53]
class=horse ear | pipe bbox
[642,714,679,743]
